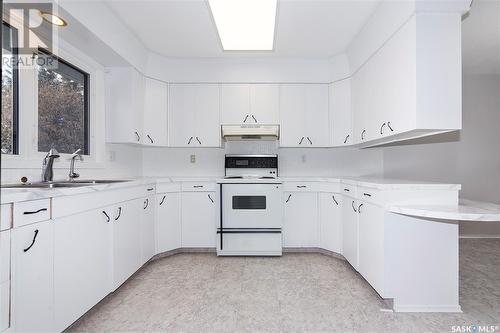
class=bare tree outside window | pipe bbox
[1,22,19,155]
[37,50,89,155]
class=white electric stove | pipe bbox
[216,155,283,256]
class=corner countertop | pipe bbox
[389,199,500,222]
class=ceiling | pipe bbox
[104,0,379,58]
[462,0,500,74]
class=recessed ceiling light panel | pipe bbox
[39,11,67,27]
[208,0,277,51]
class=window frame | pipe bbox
[1,21,20,155]
[37,47,90,156]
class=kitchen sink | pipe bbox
[1,179,130,189]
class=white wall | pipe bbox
[382,74,500,236]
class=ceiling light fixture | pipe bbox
[208,0,277,51]
[39,11,67,27]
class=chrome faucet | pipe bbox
[41,148,60,182]
[68,149,84,181]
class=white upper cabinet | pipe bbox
[279,84,330,147]
[351,13,462,146]
[105,67,145,144]
[221,84,279,124]
[169,84,221,147]
[143,78,168,146]
[329,79,352,146]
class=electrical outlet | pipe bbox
[109,151,116,162]
[301,155,306,163]
[190,154,196,163]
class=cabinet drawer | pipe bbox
[356,187,382,206]
[13,199,51,228]
[0,231,10,284]
[0,281,9,332]
[317,182,341,193]
[1,204,11,231]
[181,182,217,192]
[283,182,320,192]
[156,182,181,193]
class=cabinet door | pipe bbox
[141,196,156,264]
[156,193,181,253]
[113,200,141,289]
[319,193,342,253]
[132,69,145,144]
[0,230,10,332]
[144,77,168,146]
[250,84,279,124]
[53,208,112,331]
[341,195,359,270]
[329,79,352,146]
[194,84,221,147]
[280,84,329,147]
[283,192,319,247]
[169,84,220,147]
[304,84,330,147]
[358,201,385,295]
[11,220,54,332]
[221,84,250,124]
[181,192,216,247]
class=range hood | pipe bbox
[221,124,280,141]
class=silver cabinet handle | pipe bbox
[380,123,386,135]
[159,195,166,206]
[358,203,364,213]
[147,134,154,143]
[143,199,149,210]
[332,195,338,205]
[285,194,292,203]
[296,185,307,188]
[196,137,202,145]
[243,115,249,123]
[193,185,204,188]
[102,211,110,223]
[187,137,193,144]
[307,137,312,145]
[299,137,304,145]
[361,130,366,140]
[251,115,257,123]
[344,135,350,144]
[363,193,372,197]
[23,208,47,215]
[208,194,214,203]
[134,131,141,141]
[352,201,357,212]
[114,207,122,221]
[23,229,39,252]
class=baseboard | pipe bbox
[459,234,500,239]
[283,247,346,260]
[393,304,462,313]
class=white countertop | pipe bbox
[389,199,500,222]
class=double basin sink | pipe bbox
[1,179,130,189]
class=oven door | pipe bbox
[221,183,282,229]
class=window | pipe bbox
[37,49,89,155]
[1,22,19,155]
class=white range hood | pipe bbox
[221,124,280,141]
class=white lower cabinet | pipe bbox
[53,208,112,331]
[113,199,142,289]
[319,193,342,253]
[358,201,386,296]
[181,192,217,247]
[342,194,359,270]
[11,220,54,332]
[140,196,156,263]
[156,192,181,253]
[0,230,10,332]
[283,192,319,247]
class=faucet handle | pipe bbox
[47,148,60,158]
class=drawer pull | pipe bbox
[306,137,313,145]
[331,195,338,205]
[134,131,141,141]
[361,129,366,140]
[298,137,304,145]
[351,201,357,212]
[23,229,39,252]
[251,115,257,123]
[380,123,386,135]
[187,136,193,145]
[144,199,149,210]
[193,185,204,188]
[296,185,307,188]
[344,188,350,192]
[286,194,292,203]
[343,135,350,144]
[159,195,166,206]
[102,211,110,222]
[208,194,214,203]
[196,137,202,145]
[243,115,249,123]
[114,207,122,221]
[147,187,154,191]
[147,134,154,144]
[358,203,364,214]
[23,208,47,215]
[363,193,372,197]
[387,121,394,132]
